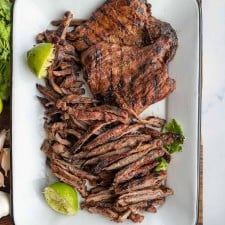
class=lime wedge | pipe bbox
[27,43,55,78]
[0,98,3,113]
[44,182,78,216]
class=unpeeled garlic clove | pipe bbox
[0,171,4,187]
[1,148,10,176]
[0,191,10,219]
[0,130,7,151]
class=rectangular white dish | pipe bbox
[11,0,201,225]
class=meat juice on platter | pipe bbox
[35,0,184,223]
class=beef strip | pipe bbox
[53,159,98,182]
[123,161,159,181]
[85,189,114,204]
[65,106,129,124]
[72,121,115,153]
[51,163,88,197]
[114,171,167,194]
[114,148,165,184]
[104,140,162,171]
[36,84,60,101]
[85,134,152,158]
[84,123,145,151]
[89,185,108,194]
[117,186,173,206]
[83,147,130,167]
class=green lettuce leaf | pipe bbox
[155,158,168,172]
[162,119,183,135]
[156,119,185,171]
[162,119,185,154]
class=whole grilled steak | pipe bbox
[81,21,177,114]
[75,0,178,115]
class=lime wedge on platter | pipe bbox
[44,182,79,216]
[27,43,55,78]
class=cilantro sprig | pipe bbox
[0,0,11,106]
[156,119,185,171]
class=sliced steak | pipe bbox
[117,186,173,206]
[114,171,167,194]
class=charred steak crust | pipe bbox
[78,0,178,115]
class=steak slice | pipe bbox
[114,171,167,194]
[117,186,173,206]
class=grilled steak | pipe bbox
[75,0,178,115]
[82,34,176,115]
[72,0,152,51]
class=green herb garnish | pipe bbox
[0,0,11,109]
[155,158,168,172]
[162,119,185,154]
[156,119,185,171]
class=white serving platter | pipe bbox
[11,0,201,225]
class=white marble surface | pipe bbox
[203,0,225,224]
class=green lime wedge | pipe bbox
[0,98,3,113]
[44,182,78,216]
[27,43,55,78]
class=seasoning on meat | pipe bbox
[34,0,182,222]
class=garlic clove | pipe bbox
[0,171,5,188]
[0,191,10,219]
[1,148,10,176]
[0,130,7,151]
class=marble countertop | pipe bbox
[203,0,225,224]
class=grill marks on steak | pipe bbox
[72,0,152,51]
[81,32,177,114]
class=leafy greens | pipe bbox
[156,119,185,171]
[0,0,11,102]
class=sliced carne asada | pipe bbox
[89,185,108,194]
[53,159,98,182]
[83,147,130,167]
[55,11,73,40]
[114,148,165,184]
[144,116,166,128]
[36,84,60,101]
[85,134,152,158]
[104,140,162,171]
[118,161,160,183]
[51,163,88,197]
[72,120,117,153]
[85,189,114,204]
[84,123,145,151]
[117,186,173,206]
[114,171,167,194]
